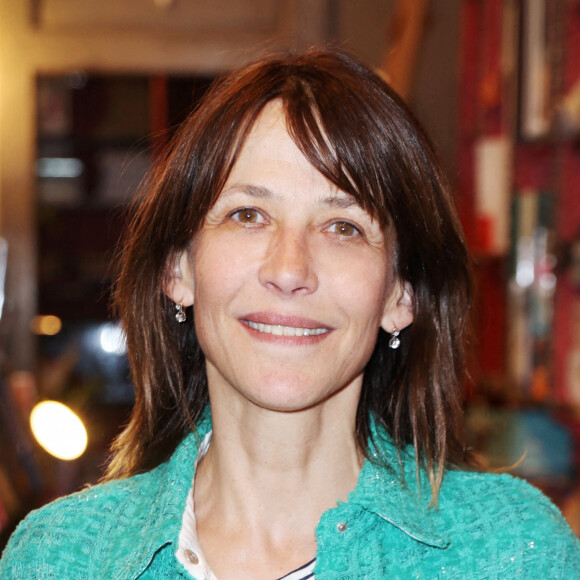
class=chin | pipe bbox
[247,391,321,414]
[244,378,349,414]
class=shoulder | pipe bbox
[0,430,202,578]
[0,471,158,579]
[440,468,566,524]
[436,469,580,575]
[0,429,200,579]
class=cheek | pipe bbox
[194,234,238,288]
[192,234,258,319]
[329,256,391,321]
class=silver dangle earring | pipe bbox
[388,328,400,350]
[175,302,186,323]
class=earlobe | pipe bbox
[380,280,414,334]
[164,251,195,307]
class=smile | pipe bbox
[245,321,330,337]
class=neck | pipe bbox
[193,378,365,547]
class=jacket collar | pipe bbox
[348,420,450,549]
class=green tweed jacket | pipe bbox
[1,412,579,579]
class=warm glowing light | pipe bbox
[30,401,88,460]
[30,315,62,336]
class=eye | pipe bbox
[230,207,265,225]
[327,221,362,238]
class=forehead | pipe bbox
[232,101,306,169]
[220,101,351,203]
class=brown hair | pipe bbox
[108,48,473,499]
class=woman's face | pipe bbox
[174,101,411,413]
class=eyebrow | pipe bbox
[222,183,359,209]
[320,195,357,209]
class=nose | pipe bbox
[258,229,318,296]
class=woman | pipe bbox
[1,48,578,579]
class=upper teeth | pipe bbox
[246,321,329,336]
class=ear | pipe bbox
[380,280,414,334]
[164,250,195,307]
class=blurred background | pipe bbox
[1,0,580,547]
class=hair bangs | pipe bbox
[279,76,392,228]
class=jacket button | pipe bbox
[184,549,199,565]
[336,522,347,533]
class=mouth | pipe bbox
[240,312,333,341]
[244,320,330,337]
